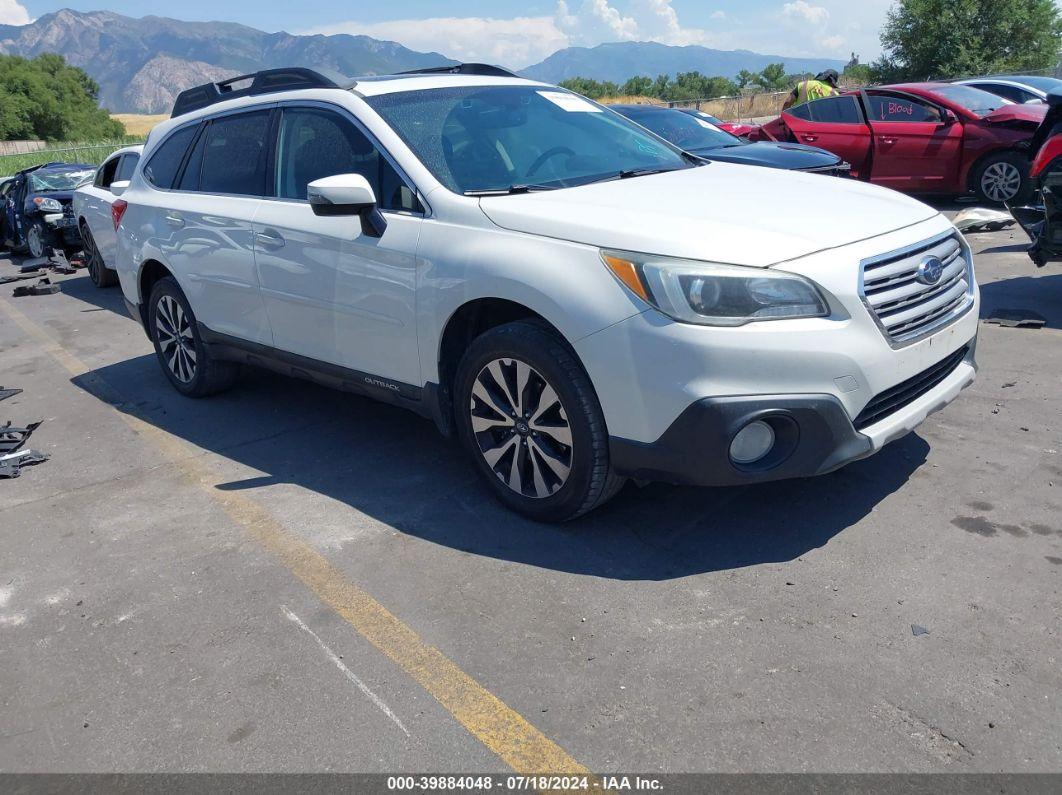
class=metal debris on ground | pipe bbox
[952,207,1016,233]
[0,420,42,453]
[0,387,23,403]
[984,309,1047,329]
[0,448,49,479]
[911,624,930,637]
[12,278,61,297]
[0,271,45,285]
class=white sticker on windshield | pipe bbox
[537,91,603,113]
[695,118,723,132]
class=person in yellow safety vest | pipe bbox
[782,69,840,110]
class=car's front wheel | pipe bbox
[148,277,239,397]
[973,151,1032,205]
[454,321,625,522]
[81,223,118,288]
[25,219,47,259]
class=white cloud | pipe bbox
[783,2,830,26]
[301,0,895,70]
[555,0,639,46]
[0,0,30,25]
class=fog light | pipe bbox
[729,420,775,465]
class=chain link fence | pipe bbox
[0,140,144,177]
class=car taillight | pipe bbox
[111,200,128,231]
[1032,137,1062,179]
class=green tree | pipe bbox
[0,53,125,141]
[878,0,1062,80]
[757,63,790,91]
[621,75,654,96]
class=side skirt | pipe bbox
[197,324,447,431]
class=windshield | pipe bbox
[364,85,690,194]
[28,168,95,192]
[934,85,1013,117]
[619,108,742,153]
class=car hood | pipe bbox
[983,104,1047,124]
[478,163,939,267]
[694,141,842,170]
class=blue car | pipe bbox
[611,104,850,176]
[1,162,96,258]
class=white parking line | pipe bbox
[281,605,411,737]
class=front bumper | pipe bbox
[609,341,976,487]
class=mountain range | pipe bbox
[0,9,846,114]
[522,41,846,86]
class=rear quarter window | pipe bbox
[143,125,198,189]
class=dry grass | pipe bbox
[111,113,169,136]
[600,95,665,106]
[672,91,788,121]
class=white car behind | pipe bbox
[73,145,142,287]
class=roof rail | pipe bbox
[171,67,357,118]
[398,63,520,78]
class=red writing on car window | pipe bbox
[883,102,914,120]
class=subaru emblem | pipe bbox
[916,256,945,285]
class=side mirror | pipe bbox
[110,180,130,196]
[307,173,387,238]
[941,109,959,125]
[1025,98,1045,105]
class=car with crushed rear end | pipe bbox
[112,65,979,521]
[756,82,1045,204]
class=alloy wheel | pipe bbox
[981,162,1022,203]
[469,357,573,499]
[155,295,197,383]
[27,224,44,259]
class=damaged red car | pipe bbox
[756,83,1046,204]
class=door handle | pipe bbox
[801,134,819,142]
[164,213,185,228]
[879,136,898,145]
[254,231,285,249]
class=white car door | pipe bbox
[77,154,122,262]
[151,111,273,346]
[252,104,423,386]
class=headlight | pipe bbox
[33,197,63,212]
[602,249,829,326]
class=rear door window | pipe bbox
[143,125,198,188]
[198,110,272,196]
[866,93,943,123]
[115,153,140,182]
[789,95,864,124]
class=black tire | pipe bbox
[148,276,239,398]
[972,151,1033,205]
[454,321,625,522]
[81,223,118,288]
[25,218,47,259]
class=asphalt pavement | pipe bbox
[1,211,1060,773]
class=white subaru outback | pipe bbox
[114,65,979,522]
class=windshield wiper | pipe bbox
[617,166,680,179]
[464,184,558,196]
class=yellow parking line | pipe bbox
[0,295,588,775]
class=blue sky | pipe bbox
[2,1,911,67]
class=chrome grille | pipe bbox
[860,233,973,346]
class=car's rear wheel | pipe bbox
[454,321,625,522]
[973,151,1032,205]
[26,219,47,259]
[82,224,118,288]
[148,276,239,397]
